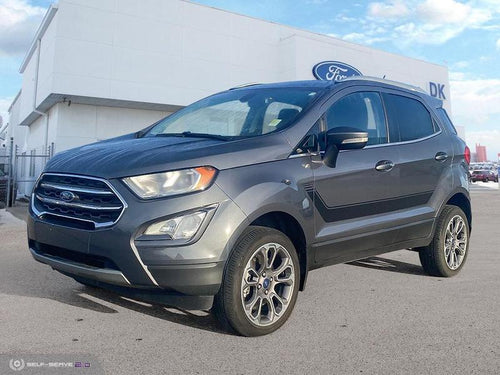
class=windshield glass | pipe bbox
[145,87,320,138]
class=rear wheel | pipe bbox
[419,205,469,277]
[213,226,300,336]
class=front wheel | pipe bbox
[213,226,300,336]
[419,205,470,277]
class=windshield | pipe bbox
[145,87,320,138]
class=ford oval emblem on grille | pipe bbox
[60,191,76,202]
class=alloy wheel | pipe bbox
[444,215,468,270]
[240,242,295,327]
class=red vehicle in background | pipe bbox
[470,169,498,183]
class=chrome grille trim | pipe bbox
[40,182,115,195]
[36,194,122,211]
[32,173,128,229]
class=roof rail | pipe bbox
[342,76,427,94]
[229,82,262,90]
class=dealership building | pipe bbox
[2,0,456,197]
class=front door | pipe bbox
[311,88,402,265]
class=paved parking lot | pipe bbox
[1,190,499,374]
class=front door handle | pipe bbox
[435,152,448,162]
[375,160,395,172]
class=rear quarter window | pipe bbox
[436,108,458,135]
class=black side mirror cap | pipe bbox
[326,127,369,150]
[323,127,368,168]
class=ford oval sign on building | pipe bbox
[312,61,362,81]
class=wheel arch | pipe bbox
[443,189,472,232]
[223,208,310,292]
[249,211,309,291]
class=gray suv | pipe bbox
[28,78,472,336]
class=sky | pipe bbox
[0,0,499,160]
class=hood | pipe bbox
[44,133,292,179]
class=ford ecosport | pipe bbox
[28,78,472,336]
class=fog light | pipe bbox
[144,211,207,240]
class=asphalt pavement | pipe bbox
[1,190,499,374]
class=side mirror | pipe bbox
[323,127,368,168]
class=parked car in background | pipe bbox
[470,170,497,182]
[491,166,498,179]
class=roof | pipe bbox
[229,80,334,91]
[228,77,442,107]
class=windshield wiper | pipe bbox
[155,132,231,141]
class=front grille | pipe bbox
[32,173,126,230]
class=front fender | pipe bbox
[215,158,315,260]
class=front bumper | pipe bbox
[29,246,130,286]
[28,176,248,309]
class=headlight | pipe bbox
[144,211,207,240]
[123,166,217,199]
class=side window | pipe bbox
[382,93,436,142]
[326,92,387,146]
[436,108,457,135]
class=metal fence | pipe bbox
[1,137,54,207]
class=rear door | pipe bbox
[381,91,454,243]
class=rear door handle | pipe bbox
[375,160,395,172]
[435,152,448,162]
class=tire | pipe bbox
[419,205,470,277]
[213,226,300,336]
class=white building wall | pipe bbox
[288,34,451,112]
[8,0,453,199]
[53,103,171,152]
[14,103,171,196]
[36,10,58,107]
[19,0,449,115]
[5,95,28,151]
[13,0,452,128]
